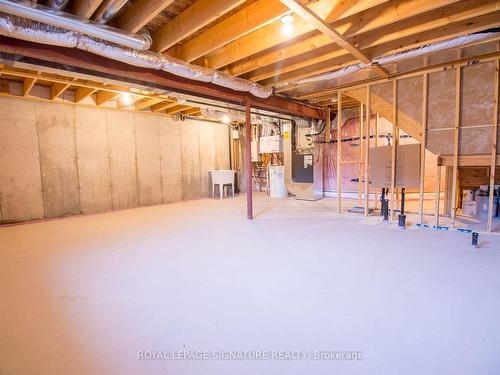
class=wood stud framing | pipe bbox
[364,85,371,216]
[450,68,461,225]
[418,73,428,224]
[487,60,499,232]
[390,80,398,222]
[337,91,342,214]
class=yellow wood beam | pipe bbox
[439,155,500,167]
[233,0,479,81]
[204,0,400,69]
[95,91,120,106]
[71,0,105,18]
[151,101,179,112]
[166,104,191,114]
[152,0,246,53]
[279,0,371,64]
[182,107,201,115]
[269,10,500,89]
[75,87,97,103]
[114,0,176,33]
[135,97,164,111]
[22,78,36,97]
[50,79,77,100]
[170,0,290,62]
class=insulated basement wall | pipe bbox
[349,60,500,157]
[0,97,230,223]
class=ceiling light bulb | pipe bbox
[222,114,230,123]
[281,22,294,37]
[121,93,132,105]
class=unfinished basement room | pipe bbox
[1,0,500,374]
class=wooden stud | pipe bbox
[358,103,364,206]
[434,162,441,227]
[418,73,428,224]
[364,85,371,216]
[450,67,461,226]
[487,59,499,232]
[245,100,253,219]
[374,113,380,209]
[337,91,342,214]
[390,80,398,221]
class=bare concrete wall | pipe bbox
[0,97,230,223]
[0,100,44,222]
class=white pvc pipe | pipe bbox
[0,0,151,50]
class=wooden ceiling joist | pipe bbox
[22,77,36,97]
[152,0,247,53]
[279,0,371,64]
[182,107,202,115]
[135,97,164,111]
[151,101,179,113]
[114,0,176,33]
[170,0,290,62]
[50,82,71,100]
[70,0,105,18]
[95,91,120,106]
[75,87,97,103]
[166,104,191,114]
[224,0,464,76]
[204,0,397,70]
[268,8,500,89]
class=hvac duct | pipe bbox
[47,0,68,11]
[276,32,500,90]
[0,0,151,50]
[93,0,128,24]
[0,13,274,98]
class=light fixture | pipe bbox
[121,93,132,105]
[280,15,295,37]
[222,114,231,124]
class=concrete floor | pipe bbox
[1,193,500,375]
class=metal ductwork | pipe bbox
[47,0,68,11]
[93,0,128,24]
[0,0,151,50]
[276,32,500,91]
[0,13,274,98]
